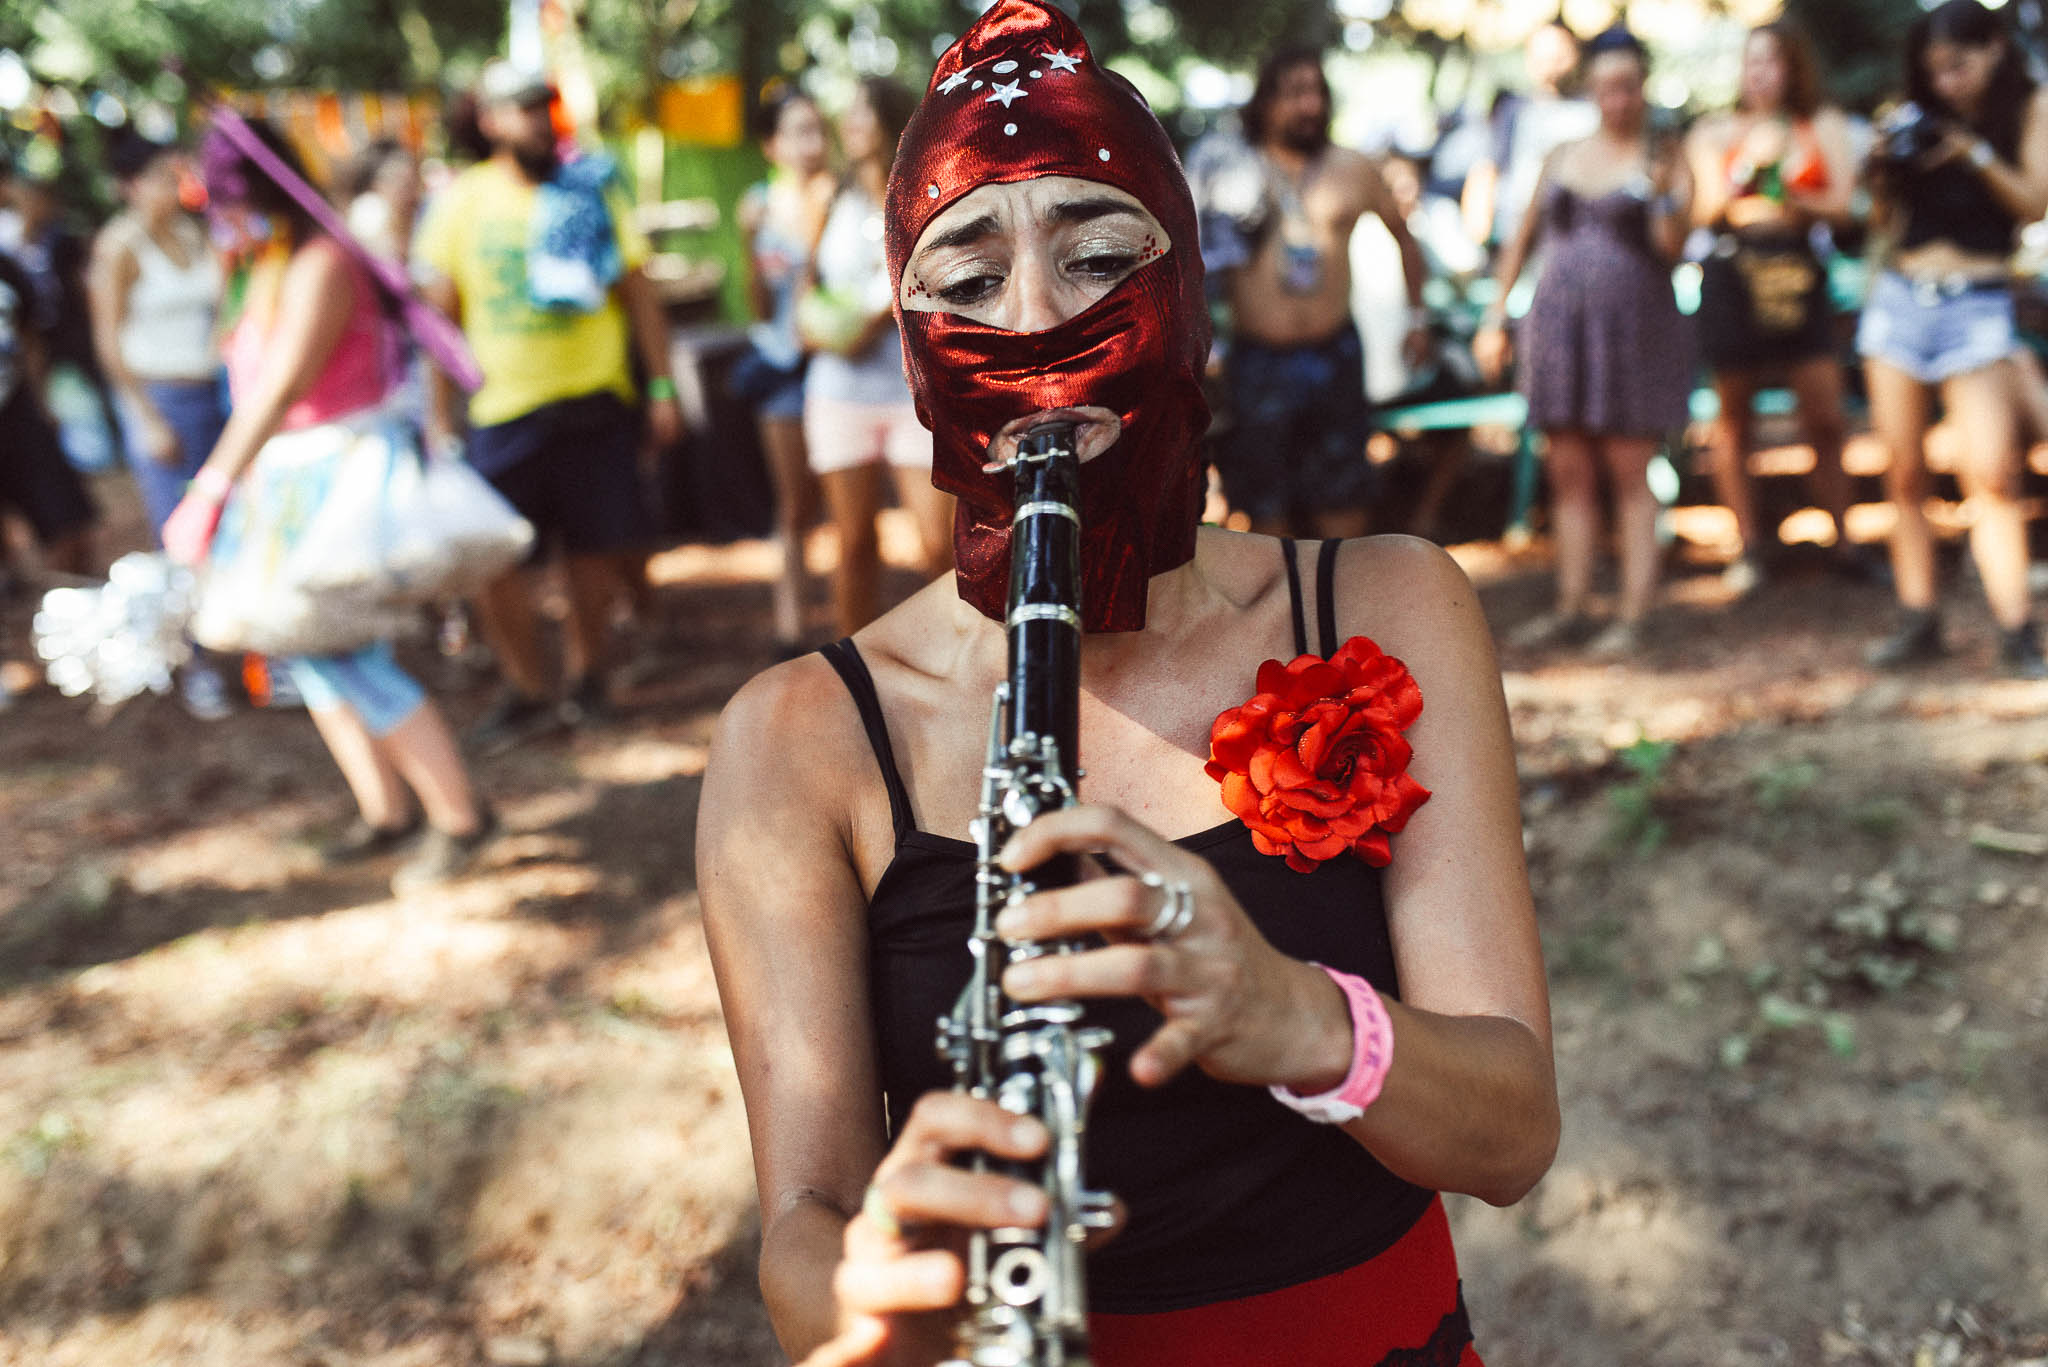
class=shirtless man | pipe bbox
[1216,46,1430,539]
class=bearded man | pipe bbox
[1212,47,1430,540]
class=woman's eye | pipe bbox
[1069,252,1139,283]
[935,271,1003,306]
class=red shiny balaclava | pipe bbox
[886,0,1209,633]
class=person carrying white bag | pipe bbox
[162,117,498,894]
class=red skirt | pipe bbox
[1088,1196,1482,1366]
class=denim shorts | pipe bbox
[288,641,427,738]
[1856,272,2015,383]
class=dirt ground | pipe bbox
[3,473,2046,1367]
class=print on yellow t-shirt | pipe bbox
[415,160,650,428]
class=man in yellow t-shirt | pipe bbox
[416,60,682,749]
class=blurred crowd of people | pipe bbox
[0,57,700,888]
[1179,0,2048,678]
[4,0,2048,877]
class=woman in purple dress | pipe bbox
[1476,28,1695,658]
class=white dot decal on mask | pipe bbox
[1004,123,1017,136]
[993,60,1018,73]
[972,80,984,90]
[1098,148,1111,161]
[927,183,939,198]
[1030,70,1042,78]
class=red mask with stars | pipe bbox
[885,0,1210,633]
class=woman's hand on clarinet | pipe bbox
[994,805,1353,1095]
[800,1093,1051,1367]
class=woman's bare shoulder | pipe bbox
[711,650,869,778]
[91,213,143,260]
[1342,532,1474,592]
[286,234,359,293]
[702,650,881,858]
[1334,534,1491,657]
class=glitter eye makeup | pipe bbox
[901,180,1170,324]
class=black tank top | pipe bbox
[1897,158,2020,256]
[820,539,1436,1315]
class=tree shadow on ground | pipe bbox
[495,771,703,948]
[0,1050,522,1345]
[621,1211,781,1367]
[0,865,396,994]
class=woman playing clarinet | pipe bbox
[697,5,1557,1364]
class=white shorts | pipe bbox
[803,395,932,475]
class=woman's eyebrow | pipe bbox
[1045,196,1146,227]
[914,196,1151,262]
[918,212,1001,256]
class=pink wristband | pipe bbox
[1268,965,1393,1124]
[190,467,234,503]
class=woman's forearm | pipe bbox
[96,344,152,414]
[761,1197,856,1360]
[1342,1005,1558,1207]
[200,382,298,484]
[1978,155,2048,228]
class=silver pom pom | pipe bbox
[32,553,200,707]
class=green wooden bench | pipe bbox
[1377,385,1844,537]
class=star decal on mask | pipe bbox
[986,79,1026,107]
[1041,49,1082,73]
[938,68,971,94]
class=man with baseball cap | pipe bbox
[417,61,682,749]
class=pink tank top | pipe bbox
[225,244,391,430]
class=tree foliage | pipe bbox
[1784,0,1920,111]
[8,0,2009,126]
[9,0,502,94]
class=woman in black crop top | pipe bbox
[1856,0,2048,678]
[698,6,1556,1365]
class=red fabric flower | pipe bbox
[1204,635,1432,873]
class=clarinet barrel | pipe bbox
[941,420,1114,1367]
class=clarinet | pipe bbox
[939,420,1116,1367]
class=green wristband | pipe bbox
[646,375,678,402]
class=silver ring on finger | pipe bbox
[1137,871,1195,942]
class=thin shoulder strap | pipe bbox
[818,639,914,842]
[1315,539,1342,658]
[1282,539,1308,658]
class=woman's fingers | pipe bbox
[1129,1016,1205,1089]
[887,1090,1049,1173]
[833,1246,969,1315]
[868,1158,1048,1237]
[997,804,1184,884]
[1001,940,1185,1003]
[995,871,1183,944]
[856,1091,1050,1261]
